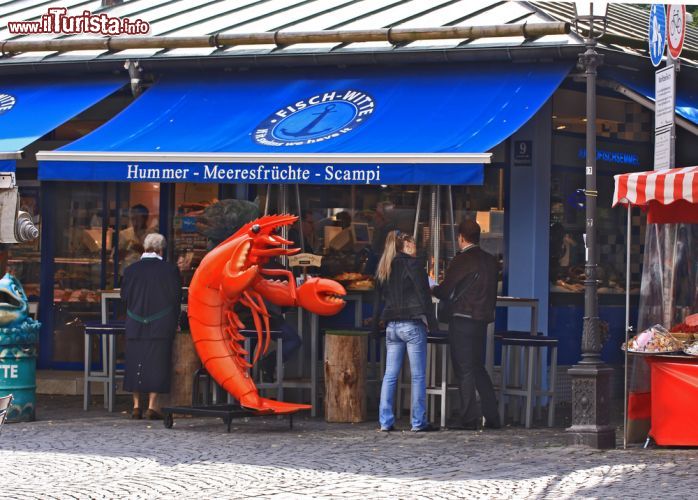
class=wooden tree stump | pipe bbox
[324,330,367,423]
[168,332,201,406]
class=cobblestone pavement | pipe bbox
[1,397,697,499]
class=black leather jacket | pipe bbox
[372,253,438,333]
[432,245,498,323]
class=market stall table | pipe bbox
[643,354,698,447]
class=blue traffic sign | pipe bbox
[649,4,667,67]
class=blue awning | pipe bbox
[604,69,698,126]
[38,63,570,185]
[0,77,125,172]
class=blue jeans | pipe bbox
[379,320,428,430]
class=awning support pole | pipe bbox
[280,185,288,267]
[413,185,423,241]
[624,206,631,450]
[294,184,304,253]
[431,186,441,282]
[447,185,456,259]
[264,185,271,216]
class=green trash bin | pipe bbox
[0,273,41,423]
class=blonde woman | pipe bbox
[372,230,438,432]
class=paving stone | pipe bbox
[1,398,698,498]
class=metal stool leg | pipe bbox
[427,343,435,424]
[440,344,447,429]
[499,344,507,423]
[525,345,536,429]
[512,345,521,422]
[102,333,109,409]
[84,331,91,411]
[108,334,116,412]
[276,338,284,401]
[548,346,558,427]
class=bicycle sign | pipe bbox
[667,4,686,59]
[648,4,667,67]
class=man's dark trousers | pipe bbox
[448,315,499,425]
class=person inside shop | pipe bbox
[372,230,438,432]
[118,204,157,273]
[335,211,352,229]
[120,233,182,420]
[431,219,500,430]
[371,201,397,255]
[365,201,397,274]
[289,209,317,253]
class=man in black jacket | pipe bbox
[432,220,500,430]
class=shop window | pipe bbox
[248,171,507,292]
[173,183,219,286]
[550,89,651,295]
[50,182,160,366]
[116,183,160,278]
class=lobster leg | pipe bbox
[247,290,272,355]
[240,292,268,364]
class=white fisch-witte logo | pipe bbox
[253,90,375,147]
[0,94,16,115]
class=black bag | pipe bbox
[437,272,479,321]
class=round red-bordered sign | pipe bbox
[667,4,686,59]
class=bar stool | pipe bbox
[426,331,450,428]
[83,321,125,412]
[497,331,558,428]
[191,366,224,406]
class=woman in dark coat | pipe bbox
[120,233,182,420]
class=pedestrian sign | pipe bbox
[667,4,686,60]
[648,4,667,67]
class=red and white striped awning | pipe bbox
[613,166,698,223]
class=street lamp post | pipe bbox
[567,1,616,449]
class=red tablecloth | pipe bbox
[647,356,698,446]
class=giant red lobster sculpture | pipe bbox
[188,215,346,415]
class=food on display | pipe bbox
[333,272,367,282]
[53,288,101,303]
[684,341,698,357]
[623,324,684,353]
[347,279,374,290]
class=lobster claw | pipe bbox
[297,278,346,316]
[221,264,258,301]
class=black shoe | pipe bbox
[131,408,142,420]
[448,419,481,431]
[145,409,163,420]
[412,423,439,433]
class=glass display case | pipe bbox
[50,182,160,366]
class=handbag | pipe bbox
[437,271,479,321]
